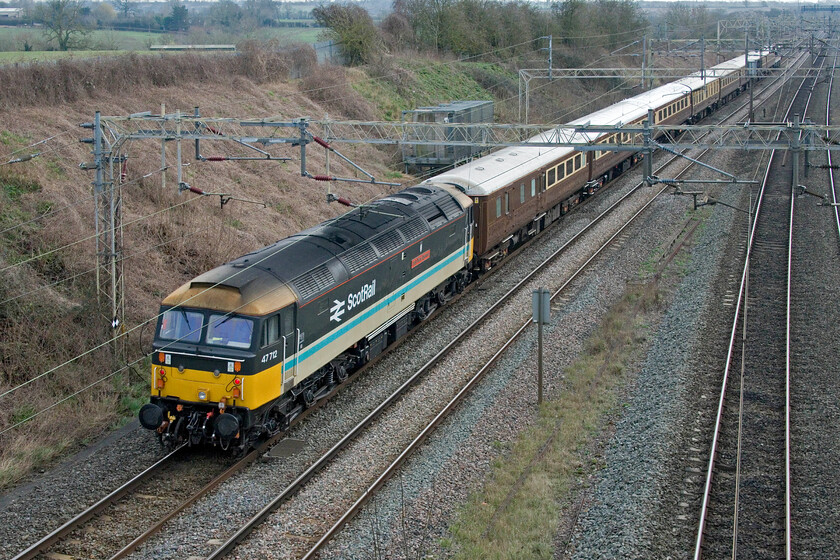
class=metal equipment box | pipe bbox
[402,100,494,172]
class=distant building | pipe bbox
[0,7,22,20]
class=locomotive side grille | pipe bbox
[436,197,463,219]
[398,218,427,243]
[293,264,335,300]
[419,203,448,229]
[372,230,402,256]
[342,243,378,274]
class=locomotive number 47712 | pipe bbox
[261,350,278,363]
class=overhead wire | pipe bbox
[0,221,218,308]
[0,227,318,434]
[0,131,74,166]
[0,24,676,434]
[0,181,201,276]
[0,165,170,238]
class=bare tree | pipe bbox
[37,0,89,51]
[111,0,133,19]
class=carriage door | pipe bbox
[464,205,473,265]
[281,306,297,391]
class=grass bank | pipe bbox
[448,275,669,559]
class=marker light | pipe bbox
[158,352,165,363]
[198,390,207,401]
[233,377,241,385]
[232,387,241,399]
[234,361,242,373]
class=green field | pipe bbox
[0,26,322,64]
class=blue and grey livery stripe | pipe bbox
[283,244,468,370]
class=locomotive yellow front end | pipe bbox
[138,271,296,450]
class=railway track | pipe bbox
[9,49,807,560]
[786,50,840,558]
[692,50,822,560]
[198,57,807,559]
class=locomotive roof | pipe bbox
[427,53,758,197]
[162,184,470,314]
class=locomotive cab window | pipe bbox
[206,314,254,349]
[261,315,280,347]
[159,309,203,343]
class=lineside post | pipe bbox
[532,288,550,405]
[644,109,654,187]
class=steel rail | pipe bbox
[207,47,804,560]
[11,443,187,560]
[827,55,840,241]
[692,50,815,560]
[300,177,674,560]
[298,85,784,554]
[204,161,657,560]
[12,43,804,560]
[299,80,795,556]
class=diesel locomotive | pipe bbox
[139,50,778,449]
[139,183,473,449]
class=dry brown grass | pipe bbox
[0,46,404,487]
[0,43,320,110]
[300,64,377,121]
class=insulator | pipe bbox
[336,196,354,207]
[312,136,331,149]
[206,156,227,161]
[188,185,206,195]
[206,125,222,135]
[313,175,335,181]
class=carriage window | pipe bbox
[566,160,573,175]
[207,314,254,349]
[159,309,203,343]
[531,178,536,197]
[520,183,525,204]
[505,192,510,214]
[261,315,280,347]
[575,154,582,168]
[496,197,502,218]
[548,168,555,185]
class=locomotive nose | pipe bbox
[215,413,240,441]
[139,403,165,430]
